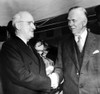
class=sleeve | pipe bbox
[54,42,63,83]
[1,43,51,92]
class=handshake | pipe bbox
[48,72,59,89]
[46,65,60,89]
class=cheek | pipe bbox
[76,22,82,29]
[39,52,42,55]
[79,24,83,29]
[28,29,33,35]
[23,27,29,33]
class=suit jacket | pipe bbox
[56,31,100,94]
[0,36,51,94]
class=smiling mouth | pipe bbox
[70,27,75,30]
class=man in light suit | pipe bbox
[0,11,59,94]
[55,6,100,94]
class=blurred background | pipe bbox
[0,0,99,26]
[0,0,99,45]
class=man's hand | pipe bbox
[46,65,54,75]
[48,73,59,89]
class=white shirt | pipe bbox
[75,29,87,50]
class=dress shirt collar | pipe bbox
[75,28,87,46]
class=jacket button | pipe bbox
[79,84,84,88]
[76,72,79,75]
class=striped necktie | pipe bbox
[76,36,82,52]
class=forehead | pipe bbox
[36,42,42,46]
[35,42,44,49]
[20,12,34,22]
[68,9,85,20]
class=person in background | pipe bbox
[35,40,63,94]
[0,41,4,94]
[90,5,100,34]
[54,6,100,94]
[7,20,15,38]
[35,40,54,76]
[46,45,58,63]
[0,11,59,94]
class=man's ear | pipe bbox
[15,23,21,30]
[82,19,87,27]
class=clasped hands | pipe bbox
[48,72,59,89]
[46,65,59,89]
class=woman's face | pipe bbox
[42,50,48,57]
[35,42,44,50]
[35,41,45,55]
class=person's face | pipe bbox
[68,9,86,35]
[18,13,36,40]
[35,41,44,55]
[42,50,48,57]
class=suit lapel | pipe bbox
[67,32,96,72]
[81,32,96,71]
[68,37,80,71]
[14,37,40,65]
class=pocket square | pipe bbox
[93,50,99,54]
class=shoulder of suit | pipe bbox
[2,38,17,49]
[89,31,100,40]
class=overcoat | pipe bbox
[0,36,51,94]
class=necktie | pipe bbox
[76,36,82,52]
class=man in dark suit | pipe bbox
[0,11,59,94]
[55,6,100,94]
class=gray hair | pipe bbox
[68,6,88,25]
[68,6,88,17]
[12,11,32,26]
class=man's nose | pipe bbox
[33,24,36,29]
[31,23,36,30]
[68,21,73,26]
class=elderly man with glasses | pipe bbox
[0,11,59,94]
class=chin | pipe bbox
[72,30,78,35]
[31,33,34,37]
[29,36,34,39]
[72,31,76,34]
[32,35,34,37]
